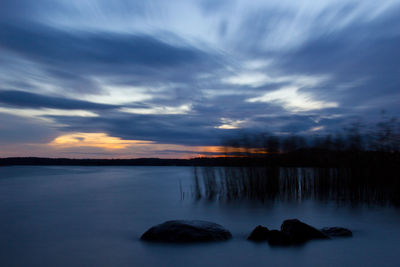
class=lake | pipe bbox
[0,166,399,267]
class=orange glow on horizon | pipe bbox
[50,133,154,149]
[48,132,268,158]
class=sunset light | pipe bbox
[50,133,154,150]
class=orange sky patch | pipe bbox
[48,132,267,158]
[50,133,154,150]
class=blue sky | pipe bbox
[0,0,399,158]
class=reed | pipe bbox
[193,165,400,206]
[192,116,400,206]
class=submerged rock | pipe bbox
[140,220,232,243]
[247,225,270,241]
[281,219,329,243]
[321,227,352,237]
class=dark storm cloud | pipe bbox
[0,90,118,110]
[251,114,326,134]
[0,20,220,96]
[0,22,206,69]
[44,97,339,147]
[192,94,287,121]
[45,113,240,146]
[0,113,57,144]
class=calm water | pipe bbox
[0,166,399,267]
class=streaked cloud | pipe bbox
[0,90,118,110]
[120,104,191,115]
[247,87,339,112]
[222,73,273,88]
[0,107,98,120]
[216,118,246,129]
[0,0,399,158]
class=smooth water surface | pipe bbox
[0,166,399,267]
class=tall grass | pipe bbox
[193,166,400,206]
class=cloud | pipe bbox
[0,113,58,144]
[0,0,399,157]
[0,19,221,98]
[0,107,98,120]
[273,8,400,114]
[0,90,119,110]
[247,86,339,112]
[40,109,249,147]
[215,118,247,129]
[0,22,205,67]
[120,104,191,115]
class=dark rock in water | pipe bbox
[268,230,292,246]
[248,225,270,241]
[140,220,232,243]
[321,227,352,237]
[281,219,329,243]
[247,220,350,246]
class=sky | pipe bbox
[0,0,399,158]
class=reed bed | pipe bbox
[192,165,400,206]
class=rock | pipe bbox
[140,220,232,243]
[248,225,270,241]
[281,219,329,243]
[268,230,292,246]
[321,227,352,237]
